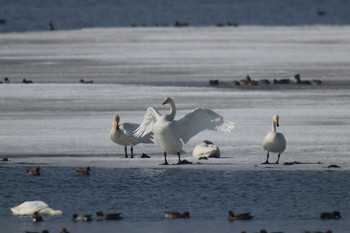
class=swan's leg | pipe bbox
[160,152,169,165]
[130,146,134,158]
[262,151,270,164]
[275,153,281,164]
[124,146,128,158]
[176,152,181,164]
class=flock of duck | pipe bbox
[209,74,322,87]
[11,198,338,233]
[0,77,33,84]
[109,96,286,165]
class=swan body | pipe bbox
[109,114,153,158]
[134,97,234,165]
[262,115,286,164]
[11,201,63,215]
[192,140,220,158]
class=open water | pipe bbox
[1,167,349,233]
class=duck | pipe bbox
[32,212,43,222]
[164,211,190,219]
[79,79,93,84]
[192,140,220,159]
[96,211,122,220]
[273,78,291,84]
[27,167,40,176]
[320,211,341,220]
[22,79,33,84]
[72,213,93,222]
[228,210,253,221]
[294,74,311,85]
[109,114,153,158]
[11,200,63,215]
[133,97,234,165]
[75,167,91,176]
[258,79,270,85]
[262,115,286,164]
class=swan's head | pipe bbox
[113,114,120,129]
[162,97,172,105]
[273,115,280,127]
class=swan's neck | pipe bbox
[113,118,119,130]
[166,101,176,120]
[272,121,276,132]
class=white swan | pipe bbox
[262,115,286,164]
[192,140,220,159]
[10,201,63,215]
[109,114,153,158]
[134,97,234,165]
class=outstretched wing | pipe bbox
[121,123,140,135]
[174,108,234,144]
[133,107,162,138]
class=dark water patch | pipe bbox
[1,167,350,232]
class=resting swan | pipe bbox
[109,114,153,158]
[192,140,220,158]
[11,201,63,215]
[262,115,286,164]
[133,97,234,165]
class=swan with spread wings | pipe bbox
[133,97,234,165]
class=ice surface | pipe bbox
[1,26,350,171]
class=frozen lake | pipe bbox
[1,26,350,232]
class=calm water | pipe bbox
[1,166,349,233]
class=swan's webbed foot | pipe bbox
[262,161,270,165]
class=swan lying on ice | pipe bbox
[262,115,286,164]
[109,114,153,158]
[10,201,63,215]
[192,140,220,159]
[134,97,234,165]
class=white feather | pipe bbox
[134,97,234,156]
[109,114,153,147]
[10,201,63,215]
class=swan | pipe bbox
[11,201,63,215]
[192,140,220,159]
[262,115,286,164]
[109,114,153,158]
[133,97,234,165]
